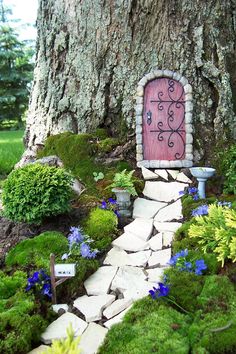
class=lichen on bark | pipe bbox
[25,0,236,163]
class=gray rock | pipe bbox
[84,266,118,295]
[133,198,167,219]
[79,322,108,354]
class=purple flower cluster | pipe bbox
[169,249,207,275]
[26,270,52,298]
[62,226,99,260]
[179,187,199,201]
[191,204,209,217]
[149,282,170,299]
[100,198,120,217]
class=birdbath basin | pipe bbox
[190,167,216,199]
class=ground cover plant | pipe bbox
[0,130,24,176]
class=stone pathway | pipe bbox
[31,168,192,354]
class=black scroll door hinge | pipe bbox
[147,110,152,125]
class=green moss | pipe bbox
[0,271,27,300]
[93,128,109,140]
[5,232,68,271]
[84,208,118,250]
[182,195,217,220]
[99,299,190,354]
[97,138,120,154]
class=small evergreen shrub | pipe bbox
[2,163,73,224]
[189,205,236,266]
[84,208,118,250]
[6,232,68,270]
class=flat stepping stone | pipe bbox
[79,322,108,354]
[146,268,165,282]
[84,266,118,295]
[141,167,159,180]
[111,266,146,293]
[103,298,133,319]
[154,222,182,233]
[103,247,130,266]
[124,218,153,241]
[133,198,167,219]
[148,248,172,267]
[176,172,192,183]
[143,181,188,202]
[112,232,149,252]
[28,345,49,354]
[73,294,115,322]
[167,169,179,180]
[128,250,152,267]
[123,280,154,301]
[154,199,183,222]
[163,232,174,247]
[148,233,163,251]
[154,169,168,181]
[41,312,87,344]
[104,306,132,329]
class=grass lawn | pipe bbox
[0,130,25,176]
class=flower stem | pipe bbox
[165,297,191,314]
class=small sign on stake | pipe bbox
[50,254,76,304]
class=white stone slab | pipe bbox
[143,181,188,202]
[104,306,133,329]
[80,322,108,354]
[133,198,167,219]
[167,169,179,179]
[148,233,163,251]
[28,345,49,354]
[103,298,133,319]
[148,248,172,267]
[176,172,192,183]
[112,232,149,252]
[73,294,115,322]
[84,266,117,295]
[103,247,130,266]
[124,218,153,241]
[141,167,159,180]
[123,280,154,301]
[111,266,146,293]
[146,268,165,282]
[154,222,182,233]
[128,250,152,267]
[41,313,88,344]
[52,304,69,314]
[154,169,168,181]
[154,199,183,222]
[162,232,175,247]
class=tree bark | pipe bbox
[25,0,236,163]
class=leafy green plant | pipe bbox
[220,144,236,194]
[42,324,81,354]
[189,205,236,266]
[109,169,137,196]
[93,171,104,182]
[5,232,68,271]
[84,207,118,250]
[2,163,73,224]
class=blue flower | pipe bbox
[168,249,188,266]
[108,198,117,204]
[217,201,232,208]
[114,209,120,217]
[80,243,91,258]
[195,259,207,275]
[149,283,170,299]
[61,253,69,260]
[188,187,198,194]
[179,190,185,196]
[193,194,199,201]
[68,226,84,248]
[191,205,209,217]
[101,200,107,209]
[41,283,52,298]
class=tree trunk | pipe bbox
[25,0,236,163]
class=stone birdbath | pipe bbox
[190,167,216,199]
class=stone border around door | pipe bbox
[135,69,193,168]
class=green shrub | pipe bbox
[99,298,190,354]
[6,232,68,271]
[220,144,236,194]
[109,169,137,196]
[98,138,120,153]
[0,271,27,299]
[84,208,118,250]
[189,205,236,266]
[0,273,48,354]
[2,163,73,224]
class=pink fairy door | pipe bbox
[143,78,186,161]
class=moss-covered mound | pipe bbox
[5,231,68,271]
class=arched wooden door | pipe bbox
[143,78,186,161]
